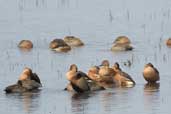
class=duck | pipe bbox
[111,36,133,51]
[4,68,42,93]
[18,40,33,50]
[4,81,27,93]
[113,62,135,87]
[96,60,115,88]
[18,67,42,85]
[143,63,160,83]
[113,36,131,44]
[166,38,171,47]
[4,80,41,93]
[99,60,115,77]
[87,66,101,82]
[49,39,71,52]
[111,43,133,51]
[65,64,104,93]
[66,64,90,93]
[63,36,84,47]
[87,65,114,88]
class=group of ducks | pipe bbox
[18,35,171,52]
[4,35,169,93]
[64,60,159,93]
[4,60,159,93]
[18,36,84,52]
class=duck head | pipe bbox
[66,64,78,81]
[69,64,78,72]
[144,63,154,68]
[100,60,110,67]
[19,67,32,81]
[113,62,121,73]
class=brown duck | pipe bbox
[143,63,159,83]
[49,39,71,52]
[4,68,42,93]
[65,64,104,92]
[111,36,133,51]
[113,62,135,87]
[18,40,33,50]
[63,36,84,47]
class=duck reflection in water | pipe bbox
[143,83,160,112]
[21,91,41,113]
[5,90,41,113]
[144,83,160,92]
[71,93,90,114]
[100,91,115,112]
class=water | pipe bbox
[0,0,171,114]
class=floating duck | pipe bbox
[18,40,33,50]
[166,38,171,47]
[63,36,84,47]
[111,36,133,51]
[143,63,160,83]
[49,39,71,52]
[65,64,104,93]
[4,68,42,93]
[113,62,135,87]
[96,60,115,88]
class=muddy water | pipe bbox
[0,0,171,114]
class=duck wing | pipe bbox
[154,67,159,75]
[31,73,41,84]
[20,80,41,90]
[119,71,135,84]
[77,71,92,81]
[154,67,160,81]
[71,75,90,93]
[70,82,85,93]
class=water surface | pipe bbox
[0,0,171,114]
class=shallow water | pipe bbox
[0,0,171,114]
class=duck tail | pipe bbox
[4,87,12,93]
